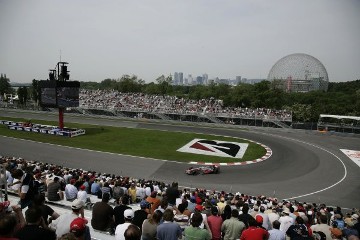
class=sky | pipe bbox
[0,0,359,83]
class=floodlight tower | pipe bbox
[56,62,70,129]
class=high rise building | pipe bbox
[202,73,208,85]
[188,74,193,85]
[196,76,203,85]
[179,72,183,85]
[173,72,179,85]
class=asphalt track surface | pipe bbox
[1,109,359,209]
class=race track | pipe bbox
[1,109,359,209]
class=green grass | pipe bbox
[0,117,266,163]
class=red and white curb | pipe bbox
[189,140,272,166]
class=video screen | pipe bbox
[39,80,57,107]
[40,88,57,106]
[39,80,80,108]
[57,87,80,107]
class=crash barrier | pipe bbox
[0,120,85,137]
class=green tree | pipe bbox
[80,81,100,89]
[0,73,12,96]
[116,75,144,93]
[31,79,40,104]
[156,74,172,95]
[99,78,117,90]
[17,87,28,105]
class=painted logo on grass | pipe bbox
[177,139,249,158]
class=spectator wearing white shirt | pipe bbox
[269,220,286,240]
[77,185,89,203]
[279,208,294,233]
[65,179,78,201]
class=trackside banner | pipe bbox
[177,139,249,158]
[340,149,360,168]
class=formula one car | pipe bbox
[185,165,220,175]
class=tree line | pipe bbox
[1,73,359,122]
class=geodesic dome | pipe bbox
[267,53,329,92]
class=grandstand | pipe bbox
[318,114,360,134]
[75,90,293,128]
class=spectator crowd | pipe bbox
[79,89,292,121]
[1,155,359,240]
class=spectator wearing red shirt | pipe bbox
[207,207,223,240]
[240,217,269,240]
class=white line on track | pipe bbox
[255,132,348,200]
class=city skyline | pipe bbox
[1,0,359,84]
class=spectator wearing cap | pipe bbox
[146,191,161,214]
[65,179,78,202]
[77,185,89,204]
[268,220,285,240]
[286,216,310,239]
[14,206,56,240]
[343,217,359,239]
[184,211,212,240]
[255,215,265,229]
[195,197,204,212]
[142,210,163,240]
[207,206,223,240]
[51,199,86,238]
[132,200,151,230]
[221,209,245,240]
[256,206,272,230]
[114,195,132,226]
[240,217,269,240]
[311,214,332,239]
[115,209,135,240]
[70,217,91,240]
[47,177,64,201]
[0,200,26,233]
[156,209,182,240]
[191,203,210,230]
[91,192,114,232]
[279,208,294,233]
